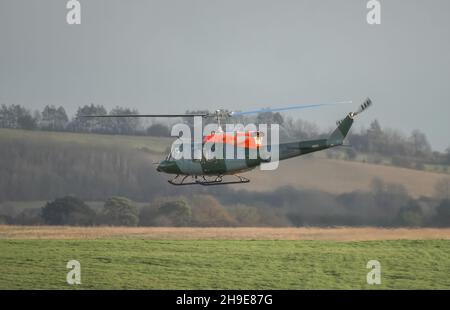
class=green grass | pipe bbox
[0,128,172,154]
[0,239,449,289]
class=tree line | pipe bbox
[0,103,153,135]
[1,178,450,227]
[1,103,449,164]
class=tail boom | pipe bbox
[277,98,372,161]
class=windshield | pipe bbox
[166,141,203,161]
[167,142,184,161]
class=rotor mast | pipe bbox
[211,109,232,133]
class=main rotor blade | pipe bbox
[229,101,352,117]
[79,113,208,118]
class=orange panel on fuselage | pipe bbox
[202,132,262,149]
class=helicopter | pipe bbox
[82,98,372,185]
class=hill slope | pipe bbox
[0,128,448,199]
[241,155,448,198]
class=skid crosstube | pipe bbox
[168,175,250,186]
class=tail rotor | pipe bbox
[336,98,373,126]
[351,97,373,117]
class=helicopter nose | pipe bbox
[156,161,166,172]
[156,160,176,173]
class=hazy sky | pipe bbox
[1,0,449,150]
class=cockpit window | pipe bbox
[167,142,184,161]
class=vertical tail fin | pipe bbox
[327,98,373,146]
[328,115,354,146]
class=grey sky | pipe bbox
[1,0,449,151]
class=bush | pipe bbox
[434,178,450,201]
[139,204,159,226]
[391,156,412,168]
[345,148,357,161]
[371,154,383,165]
[0,214,11,224]
[100,197,139,226]
[230,204,264,226]
[190,195,236,227]
[157,199,192,226]
[140,198,192,227]
[433,200,450,227]
[14,209,43,225]
[41,196,96,226]
[414,161,425,170]
[396,200,424,227]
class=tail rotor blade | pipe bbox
[335,97,373,124]
[354,98,373,116]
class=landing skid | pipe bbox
[168,175,250,186]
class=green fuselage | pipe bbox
[157,114,354,176]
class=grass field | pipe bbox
[1,226,449,289]
[0,128,172,153]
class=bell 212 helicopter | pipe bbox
[83,98,372,185]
